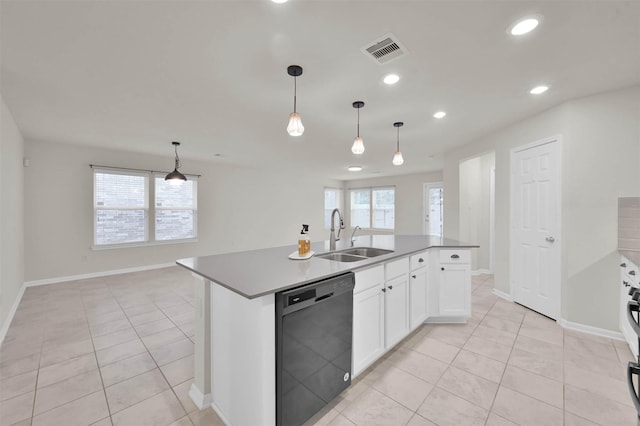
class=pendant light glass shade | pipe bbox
[287,112,304,136]
[392,151,404,165]
[287,65,304,136]
[165,141,187,183]
[392,121,404,166]
[351,101,365,154]
[351,136,365,154]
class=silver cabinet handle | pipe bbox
[545,236,555,243]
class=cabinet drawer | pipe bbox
[439,249,470,264]
[385,257,409,280]
[354,265,384,294]
[410,251,428,271]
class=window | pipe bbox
[324,188,343,229]
[93,168,197,247]
[155,176,197,241]
[350,187,395,230]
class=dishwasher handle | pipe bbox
[315,293,334,302]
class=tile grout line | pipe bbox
[81,284,115,426]
[107,281,195,423]
[477,286,522,426]
[28,329,44,426]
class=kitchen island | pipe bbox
[177,235,477,426]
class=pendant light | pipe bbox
[286,65,304,136]
[165,141,187,183]
[392,122,404,166]
[351,101,365,154]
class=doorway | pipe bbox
[510,136,561,320]
[423,182,443,236]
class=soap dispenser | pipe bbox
[298,224,310,256]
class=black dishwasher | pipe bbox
[275,272,355,426]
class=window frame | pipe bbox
[349,186,396,231]
[324,187,344,230]
[92,168,198,249]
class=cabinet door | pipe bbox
[410,268,428,330]
[439,264,470,317]
[353,285,385,377]
[384,274,410,349]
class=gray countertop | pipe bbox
[177,234,478,299]
[621,250,640,267]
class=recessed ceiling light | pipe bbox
[383,74,400,85]
[348,166,363,172]
[433,111,446,119]
[271,0,288,3]
[530,85,549,95]
[509,16,541,36]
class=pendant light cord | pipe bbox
[174,144,181,170]
[396,126,400,151]
[293,76,297,113]
[357,107,360,137]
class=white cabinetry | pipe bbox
[353,248,472,376]
[353,265,385,377]
[384,258,410,349]
[427,249,471,322]
[353,257,411,377]
[409,251,428,330]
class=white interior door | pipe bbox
[424,182,444,236]
[511,137,561,319]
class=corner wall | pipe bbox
[459,152,495,271]
[0,93,25,335]
[443,85,640,331]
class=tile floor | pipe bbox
[0,268,636,425]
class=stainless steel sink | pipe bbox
[341,247,394,258]
[315,247,394,262]
[315,252,367,262]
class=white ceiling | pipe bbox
[2,1,639,180]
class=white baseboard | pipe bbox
[210,399,232,426]
[492,288,513,302]
[188,383,213,411]
[557,318,625,341]
[0,283,27,346]
[471,269,491,276]
[189,383,231,425]
[425,316,468,324]
[24,262,176,287]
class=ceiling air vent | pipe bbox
[361,33,407,65]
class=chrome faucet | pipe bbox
[329,208,344,251]
[350,226,361,246]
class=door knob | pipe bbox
[545,236,555,243]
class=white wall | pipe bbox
[344,171,443,235]
[459,151,495,271]
[0,93,25,333]
[23,140,341,282]
[444,85,640,331]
